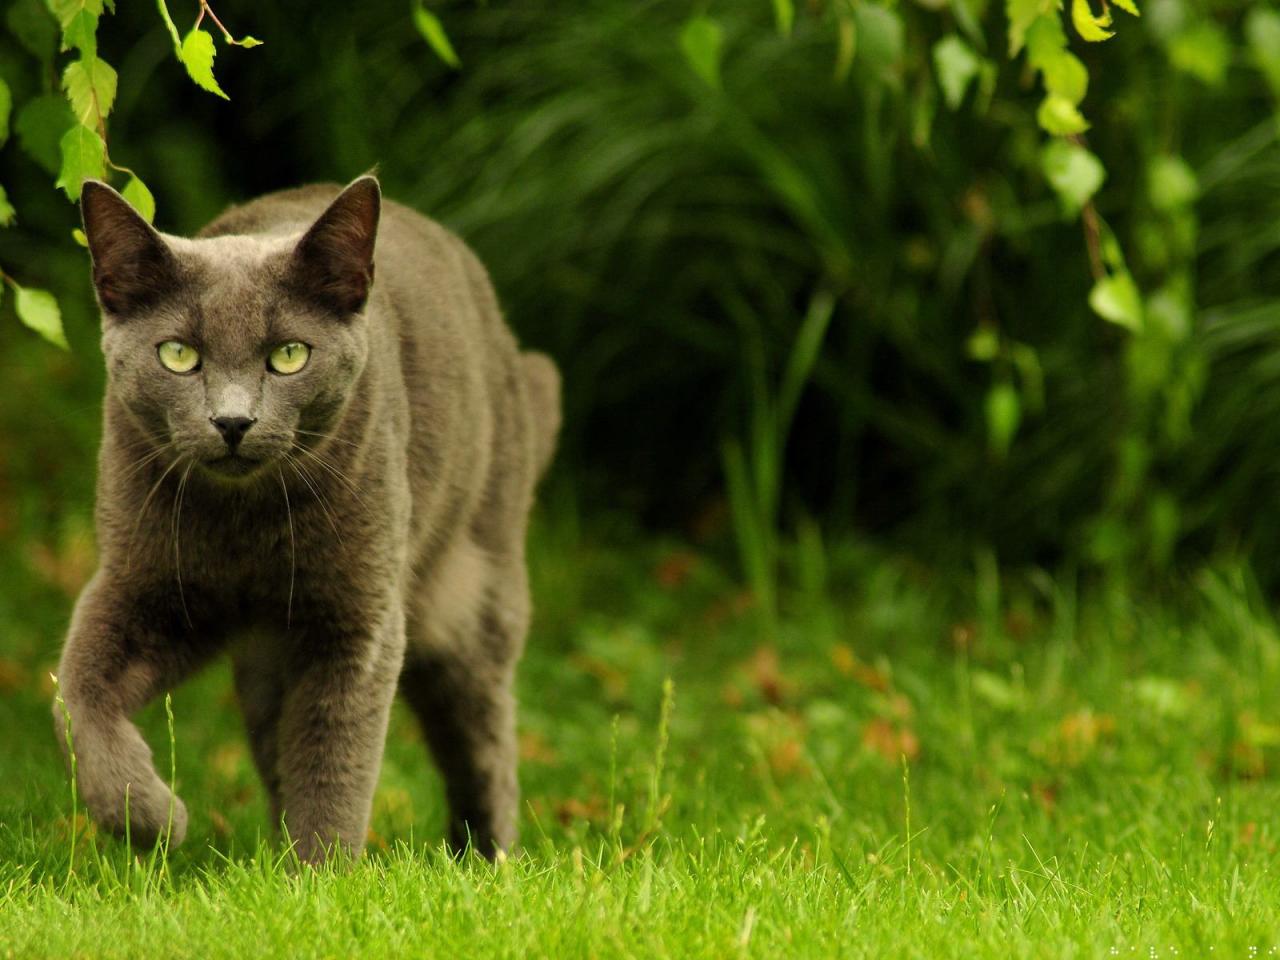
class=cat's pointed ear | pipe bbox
[290,176,381,315]
[81,180,178,318]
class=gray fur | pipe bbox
[53,177,560,863]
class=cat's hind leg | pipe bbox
[401,542,527,858]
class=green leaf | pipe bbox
[1148,154,1198,212]
[1006,0,1047,55]
[932,35,982,110]
[16,93,74,174]
[772,0,795,36]
[62,57,117,128]
[1036,94,1089,135]
[61,8,98,57]
[180,29,229,100]
[966,327,999,361]
[0,185,15,227]
[1168,21,1229,86]
[14,285,68,349]
[54,123,105,200]
[985,382,1022,456]
[7,0,60,64]
[1025,14,1067,69]
[234,35,263,48]
[121,175,156,223]
[1010,343,1044,411]
[1246,8,1280,97]
[0,78,10,149]
[853,4,904,87]
[412,3,460,69]
[1089,272,1144,330]
[46,0,102,30]
[1146,279,1192,340]
[1041,139,1106,215]
[1071,0,1114,42]
[834,13,856,83]
[679,15,724,90]
[1111,0,1140,16]
[1041,50,1088,104]
[948,0,983,46]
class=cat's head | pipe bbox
[81,177,380,481]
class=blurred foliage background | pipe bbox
[2,0,1280,626]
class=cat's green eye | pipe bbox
[268,342,311,375]
[157,340,200,374]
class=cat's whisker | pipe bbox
[171,459,195,630]
[116,442,175,486]
[294,428,361,450]
[126,453,187,572]
[277,467,297,628]
[291,441,369,516]
[293,444,369,510]
[285,453,343,541]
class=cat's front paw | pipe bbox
[80,768,189,848]
[57,709,190,848]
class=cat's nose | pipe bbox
[211,416,257,451]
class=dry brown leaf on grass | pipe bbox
[210,741,247,782]
[0,658,28,694]
[748,646,790,706]
[1237,821,1275,850]
[1038,710,1116,767]
[208,809,233,838]
[555,795,609,827]
[26,530,96,598]
[722,683,745,709]
[1003,608,1035,641]
[1032,781,1059,814]
[1229,740,1266,779]
[767,737,808,778]
[745,711,813,780]
[53,813,97,844]
[519,730,560,764]
[653,550,699,589]
[569,653,630,701]
[830,644,890,691]
[723,646,798,709]
[949,622,977,652]
[860,717,920,764]
[703,590,756,628]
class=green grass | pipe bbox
[3,520,1280,957]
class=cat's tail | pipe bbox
[521,351,561,481]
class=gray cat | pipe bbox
[52,176,560,863]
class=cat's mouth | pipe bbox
[204,453,264,477]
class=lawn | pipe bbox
[2,513,1280,958]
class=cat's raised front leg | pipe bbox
[275,607,405,865]
[53,575,213,847]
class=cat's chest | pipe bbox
[153,484,386,598]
